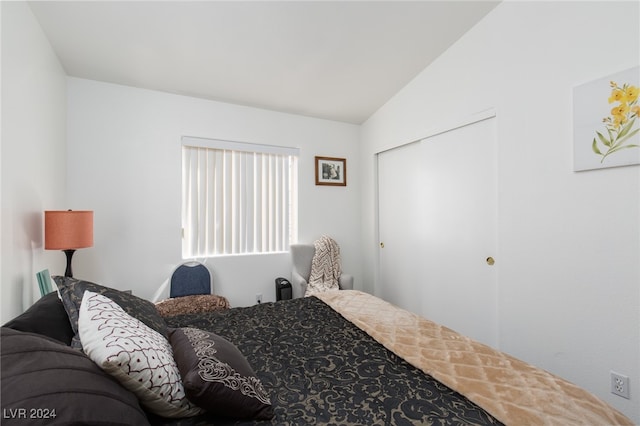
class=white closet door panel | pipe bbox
[420,117,498,347]
[377,141,425,314]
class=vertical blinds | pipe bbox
[182,137,298,257]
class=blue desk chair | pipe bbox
[155,262,230,317]
[170,262,211,298]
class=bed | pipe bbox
[1,277,632,426]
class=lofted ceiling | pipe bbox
[28,1,499,124]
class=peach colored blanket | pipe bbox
[315,290,632,426]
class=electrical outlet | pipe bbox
[256,293,262,304]
[611,371,630,399]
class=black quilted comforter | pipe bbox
[156,296,502,426]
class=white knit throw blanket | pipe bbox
[305,236,342,296]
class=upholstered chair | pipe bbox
[290,244,354,298]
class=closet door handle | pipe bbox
[486,256,495,265]
[380,242,385,248]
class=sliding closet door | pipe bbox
[377,140,426,314]
[378,116,498,348]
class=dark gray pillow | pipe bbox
[1,327,150,425]
[2,292,74,345]
[169,327,274,420]
[53,276,168,349]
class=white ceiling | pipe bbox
[28,1,499,124]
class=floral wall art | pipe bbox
[573,66,639,171]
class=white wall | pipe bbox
[0,2,67,323]
[66,78,360,308]
[360,1,639,422]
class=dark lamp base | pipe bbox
[63,249,76,278]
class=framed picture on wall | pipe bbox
[315,156,347,186]
[573,66,640,171]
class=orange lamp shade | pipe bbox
[45,210,94,250]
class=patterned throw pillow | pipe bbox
[54,276,168,349]
[78,291,203,418]
[169,328,274,420]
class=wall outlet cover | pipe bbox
[611,371,630,399]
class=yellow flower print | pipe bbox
[611,103,630,117]
[610,104,629,127]
[594,80,640,163]
[625,85,639,103]
[608,88,625,103]
[612,114,626,127]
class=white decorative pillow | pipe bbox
[78,290,203,418]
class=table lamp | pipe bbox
[45,210,94,278]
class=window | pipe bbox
[182,137,298,258]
